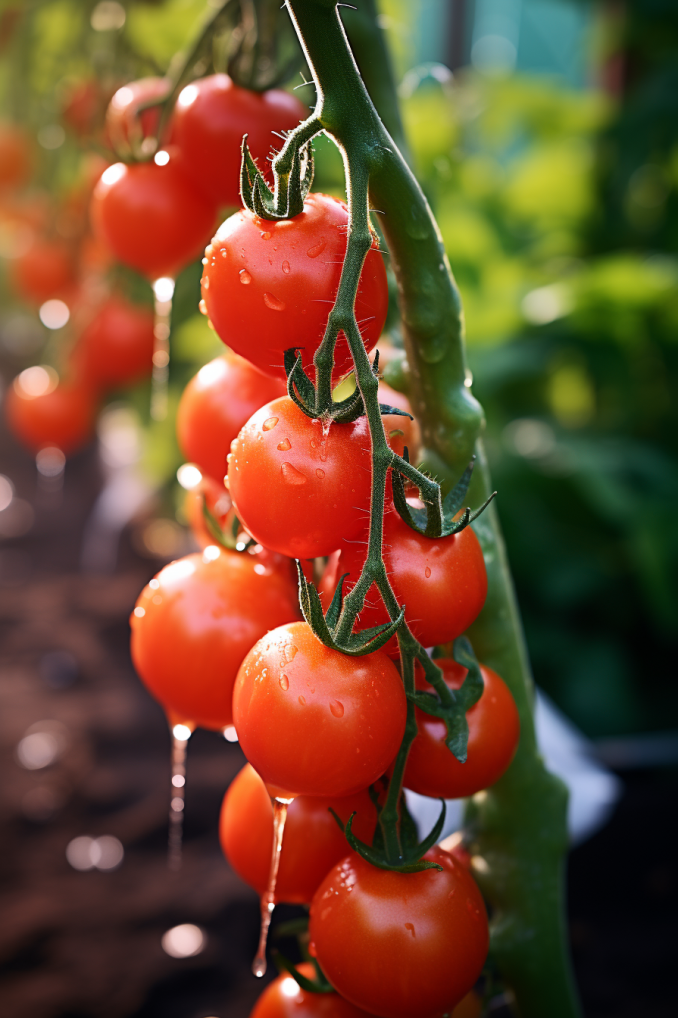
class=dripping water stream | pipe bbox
[151,277,175,422]
[168,721,194,872]
[252,795,293,977]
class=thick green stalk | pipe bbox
[283,3,580,1016]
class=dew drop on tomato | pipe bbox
[282,260,290,273]
[281,462,306,485]
[262,417,278,431]
[279,674,289,691]
[329,700,344,718]
[277,438,291,451]
[316,468,325,479]
[263,292,285,311]
[240,269,252,284]
[307,239,326,258]
[425,566,432,578]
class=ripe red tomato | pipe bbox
[201,193,388,381]
[309,847,488,1018]
[105,77,170,151]
[0,122,31,190]
[320,511,487,655]
[404,658,520,799]
[71,296,155,391]
[130,546,300,731]
[177,351,286,483]
[232,621,406,798]
[219,763,378,904]
[227,395,374,560]
[90,153,216,280]
[5,371,96,455]
[11,240,75,304]
[250,964,375,1018]
[377,381,421,465]
[170,74,307,208]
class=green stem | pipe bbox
[282,3,581,1017]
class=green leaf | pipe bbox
[284,349,317,415]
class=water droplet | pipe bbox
[261,231,271,240]
[252,797,289,977]
[404,923,415,937]
[279,674,289,691]
[282,260,290,274]
[277,438,291,451]
[239,269,252,284]
[283,644,298,663]
[264,292,286,311]
[198,299,207,315]
[220,248,227,258]
[202,276,209,290]
[307,239,326,258]
[425,566,431,578]
[262,417,279,431]
[281,462,307,485]
[298,695,306,705]
[316,468,325,479]
[204,244,214,257]
[329,700,344,718]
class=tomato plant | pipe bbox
[71,295,155,391]
[11,239,75,304]
[200,192,388,381]
[171,74,307,208]
[130,546,299,731]
[309,847,489,1018]
[403,658,520,799]
[5,372,95,455]
[250,964,374,1018]
[219,763,378,903]
[232,621,406,797]
[177,351,286,483]
[105,77,170,152]
[90,154,216,280]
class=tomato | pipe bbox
[62,80,102,136]
[404,658,520,799]
[320,511,487,655]
[219,764,378,904]
[105,77,170,151]
[90,153,216,280]
[250,964,375,1018]
[184,473,233,550]
[71,296,155,390]
[177,351,286,483]
[201,193,388,381]
[11,239,75,304]
[0,122,31,191]
[227,395,374,560]
[232,621,406,798]
[130,546,300,731]
[5,369,96,455]
[377,381,421,465]
[309,847,488,1018]
[170,74,307,208]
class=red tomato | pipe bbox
[5,370,96,455]
[0,122,31,190]
[105,77,170,151]
[90,153,216,280]
[250,964,375,1018]
[62,80,102,136]
[130,546,300,731]
[377,381,421,465]
[11,240,75,304]
[232,621,406,798]
[177,351,286,483]
[201,193,388,381]
[72,296,155,390]
[170,74,307,208]
[184,474,233,550]
[404,658,520,799]
[320,511,487,655]
[219,763,378,904]
[227,395,373,560]
[309,847,488,1018]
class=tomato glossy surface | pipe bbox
[105,77,170,151]
[5,376,95,455]
[201,193,388,381]
[250,964,374,1018]
[11,240,74,304]
[90,153,216,280]
[130,546,299,730]
[232,621,406,797]
[322,512,488,654]
[177,351,285,483]
[171,74,307,208]
[404,658,520,799]
[0,123,31,190]
[227,396,373,560]
[72,296,155,390]
[219,764,378,904]
[309,848,488,1018]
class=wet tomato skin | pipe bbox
[201,192,388,381]
[404,658,520,799]
[170,74,307,208]
[219,764,378,904]
[130,547,299,731]
[309,847,489,1018]
[177,351,285,484]
[227,396,373,560]
[232,621,407,798]
[250,964,375,1018]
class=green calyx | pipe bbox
[329,796,446,874]
[240,134,315,220]
[274,952,335,994]
[392,453,497,539]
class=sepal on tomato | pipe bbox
[392,452,497,539]
[240,134,314,220]
[329,802,447,873]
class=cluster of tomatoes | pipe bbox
[127,108,521,1015]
